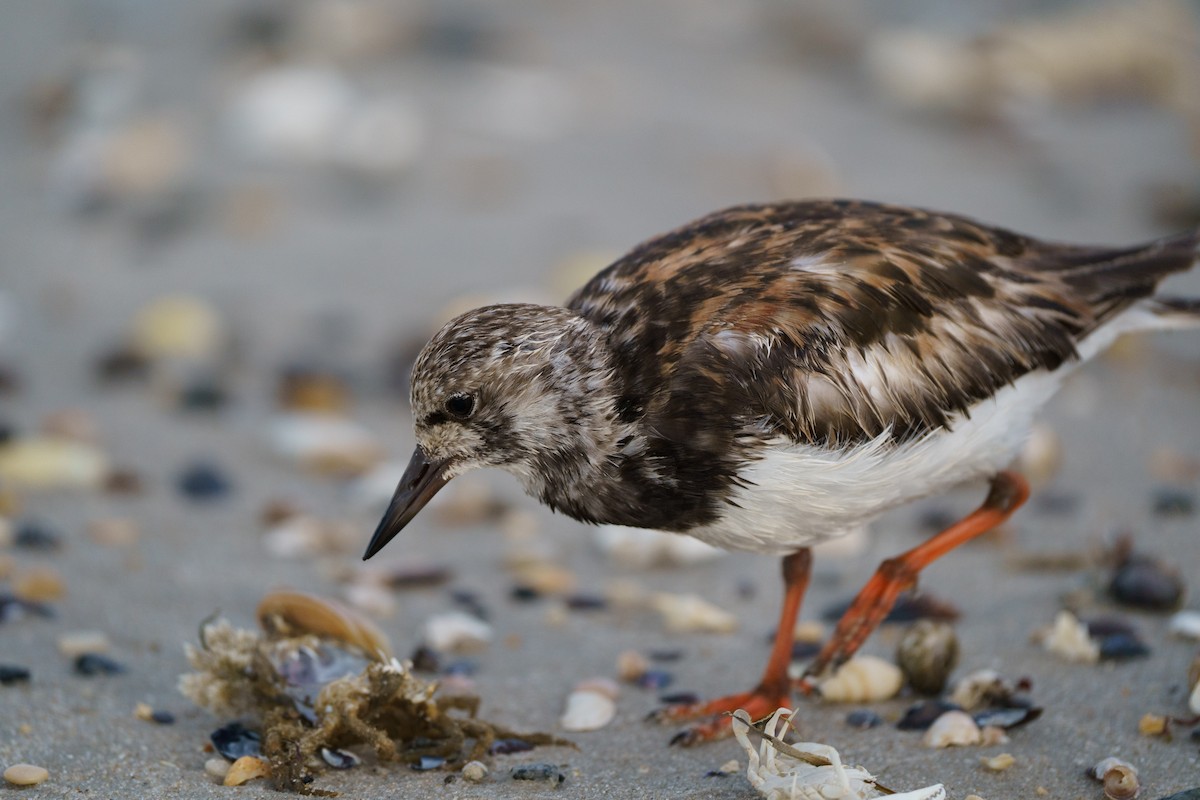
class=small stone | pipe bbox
[616,649,649,682]
[151,710,175,724]
[130,295,224,361]
[845,709,883,729]
[13,567,66,602]
[981,753,1015,771]
[87,517,139,547]
[1152,488,1195,517]
[1109,556,1185,611]
[58,631,110,658]
[266,412,382,476]
[1138,713,1168,736]
[896,620,959,696]
[74,652,126,676]
[489,739,535,756]
[224,755,270,786]
[177,461,233,501]
[4,764,49,786]
[13,520,63,552]
[41,409,99,443]
[510,763,565,784]
[592,524,725,568]
[0,665,31,685]
[0,594,54,624]
[204,758,230,780]
[461,760,488,782]
[0,437,109,489]
[565,593,608,612]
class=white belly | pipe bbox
[686,367,1064,555]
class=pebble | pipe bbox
[705,758,741,778]
[130,295,223,362]
[13,567,66,602]
[818,656,904,703]
[211,722,262,760]
[4,764,49,786]
[981,753,1015,772]
[0,437,109,489]
[560,681,617,732]
[510,763,566,785]
[845,709,883,729]
[224,755,270,786]
[177,461,233,501]
[41,409,99,443]
[509,561,577,595]
[651,593,738,634]
[423,611,492,652]
[14,520,64,552]
[565,593,608,612]
[58,631,110,658]
[1109,555,1185,611]
[616,649,649,682]
[87,518,139,547]
[204,758,230,780]
[0,665,31,685]
[461,760,488,782]
[74,653,126,676]
[922,710,982,748]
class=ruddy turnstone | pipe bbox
[364,199,1200,743]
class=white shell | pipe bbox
[732,708,945,800]
[560,687,616,732]
[593,525,725,568]
[1168,610,1200,640]
[1090,756,1139,800]
[461,761,488,782]
[922,710,982,748]
[818,656,904,703]
[651,593,738,634]
[1189,678,1200,715]
[949,669,1010,710]
[266,412,382,471]
[422,611,492,652]
[1037,610,1099,663]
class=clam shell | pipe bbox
[560,686,617,732]
[818,656,904,703]
[256,590,391,658]
[922,710,982,748]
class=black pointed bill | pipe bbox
[362,447,450,560]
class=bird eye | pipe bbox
[445,393,475,419]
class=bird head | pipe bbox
[362,303,613,559]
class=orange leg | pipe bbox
[800,471,1029,689]
[653,548,812,745]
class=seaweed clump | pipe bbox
[179,591,567,794]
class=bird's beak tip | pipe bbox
[361,446,449,560]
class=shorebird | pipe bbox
[363,199,1199,743]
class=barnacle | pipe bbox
[731,708,945,800]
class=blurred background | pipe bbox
[1,2,1200,796]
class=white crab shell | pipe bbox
[732,708,945,800]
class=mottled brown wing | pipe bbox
[570,199,1195,446]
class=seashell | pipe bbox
[1036,610,1099,663]
[130,295,223,362]
[3,764,50,786]
[0,437,108,490]
[87,517,139,547]
[651,593,738,634]
[0,665,31,685]
[949,669,1013,711]
[320,747,360,769]
[822,592,959,624]
[979,725,1009,746]
[509,560,577,596]
[509,763,566,784]
[818,656,903,703]
[845,710,883,730]
[1090,756,1138,800]
[1168,610,1200,640]
[41,409,99,444]
[981,753,1015,771]
[972,706,1042,730]
[210,722,261,760]
[922,710,982,748]
[256,590,391,658]
[204,758,230,780]
[13,567,65,602]
[177,461,233,501]
[1189,655,1200,714]
[58,631,111,658]
[1108,554,1185,611]
[560,679,617,732]
[266,412,383,476]
[593,525,725,568]
[895,620,959,696]
[224,67,356,164]
[461,760,488,782]
[74,653,126,676]
[224,755,270,786]
[732,708,946,800]
[422,611,492,652]
[616,649,649,682]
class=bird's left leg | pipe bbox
[799,470,1029,689]
[652,548,812,746]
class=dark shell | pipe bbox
[450,589,489,620]
[178,377,229,411]
[73,653,126,676]
[14,520,63,552]
[845,709,884,730]
[383,565,452,590]
[210,722,262,760]
[1152,488,1196,517]
[1108,557,1185,611]
[658,692,700,706]
[897,699,961,730]
[150,710,175,724]
[0,665,31,685]
[412,756,446,771]
[823,592,960,624]
[489,738,535,755]
[1097,633,1151,661]
[510,585,541,602]
[510,763,566,784]
[972,705,1042,729]
[565,594,608,611]
[409,645,440,673]
[177,461,234,500]
[895,620,959,696]
[320,747,361,769]
[791,640,821,660]
[636,669,674,690]
[442,659,477,677]
[0,594,55,624]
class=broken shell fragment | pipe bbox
[651,593,738,634]
[256,590,391,658]
[981,752,1015,772]
[1035,610,1099,663]
[818,656,904,703]
[560,679,618,732]
[1090,756,1139,800]
[922,710,982,748]
[950,669,1014,711]
[1168,610,1200,640]
[895,620,959,695]
[224,755,270,786]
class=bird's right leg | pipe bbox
[651,548,812,746]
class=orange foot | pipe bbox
[650,687,793,746]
